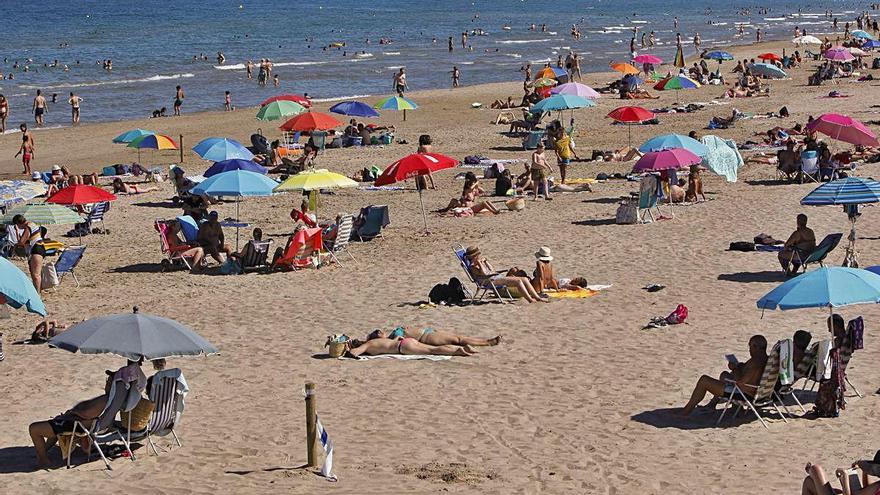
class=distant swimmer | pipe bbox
[217,52,225,64]
[68,92,82,125]
[33,89,47,126]
[448,36,453,52]
[174,85,184,116]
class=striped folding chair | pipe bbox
[240,239,274,272]
[324,215,357,266]
[717,343,793,429]
[143,374,185,454]
[85,201,111,234]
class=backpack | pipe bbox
[666,304,689,325]
[428,277,468,305]
[729,241,755,252]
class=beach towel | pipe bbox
[344,354,452,362]
[816,339,833,381]
[357,185,405,191]
[778,338,794,385]
[701,135,743,182]
[545,289,598,299]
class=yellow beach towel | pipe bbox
[545,289,599,299]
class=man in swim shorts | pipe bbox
[33,89,47,126]
[174,85,184,116]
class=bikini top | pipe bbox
[390,327,406,339]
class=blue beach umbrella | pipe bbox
[329,101,380,118]
[801,177,880,266]
[191,170,279,249]
[112,129,154,144]
[192,138,254,162]
[204,159,268,178]
[757,267,880,311]
[0,257,47,316]
[704,50,734,61]
[531,94,595,113]
[863,40,880,50]
[851,30,875,40]
[750,63,787,79]
[639,134,709,156]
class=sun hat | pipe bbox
[464,246,481,257]
[31,171,41,179]
[51,164,61,171]
[535,246,553,261]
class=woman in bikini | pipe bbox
[345,335,476,358]
[464,245,548,303]
[367,327,501,347]
[112,178,158,195]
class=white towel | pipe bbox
[779,338,794,385]
[816,339,833,381]
[342,354,452,362]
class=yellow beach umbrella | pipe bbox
[274,169,358,221]
[533,77,557,88]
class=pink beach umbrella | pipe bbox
[633,54,663,65]
[806,113,880,147]
[824,47,855,61]
[633,148,701,172]
[551,82,601,99]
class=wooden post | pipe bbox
[179,134,184,164]
[305,382,318,467]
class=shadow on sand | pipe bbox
[717,271,787,283]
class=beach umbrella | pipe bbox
[757,267,880,312]
[806,113,880,147]
[700,135,743,183]
[279,111,343,132]
[375,153,458,233]
[191,170,279,248]
[274,169,358,221]
[610,62,640,75]
[0,180,47,207]
[851,30,875,40]
[47,185,117,206]
[757,53,782,62]
[256,100,306,121]
[793,35,822,45]
[849,47,868,57]
[632,148,701,173]
[260,94,311,108]
[49,307,218,361]
[127,133,178,150]
[551,82,601,99]
[633,54,663,65]
[673,44,686,68]
[608,106,656,147]
[0,257,47,316]
[653,75,700,102]
[824,47,855,61]
[192,137,254,162]
[639,134,709,156]
[704,50,734,61]
[750,63,787,79]
[204,159,268,178]
[801,177,880,267]
[530,94,595,113]
[536,66,568,79]
[863,40,880,50]
[112,129,154,144]
[374,95,417,121]
[532,77,558,88]
[329,101,380,118]
[0,202,82,225]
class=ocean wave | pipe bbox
[214,63,246,70]
[382,52,400,55]
[496,38,553,44]
[764,17,786,21]
[354,53,374,58]
[19,73,194,90]
[274,61,330,67]
[505,53,522,58]
[310,94,370,103]
[459,61,474,65]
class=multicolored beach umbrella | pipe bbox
[112,129,154,144]
[374,96,418,121]
[0,180,47,207]
[127,133,179,150]
[536,66,568,79]
[0,202,83,225]
[256,100,306,121]
[653,75,700,90]
[532,77,558,88]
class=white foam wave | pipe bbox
[214,63,246,70]
[764,17,787,21]
[310,94,371,103]
[19,73,194,90]
[505,53,522,58]
[354,53,374,58]
[382,52,401,55]
[496,38,553,44]
[274,61,329,67]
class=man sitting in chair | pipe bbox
[779,213,816,275]
[678,334,768,416]
[230,228,263,263]
[197,211,233,264]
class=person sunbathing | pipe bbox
[345,336,476,358]
[802,456,880,495]
[31,320,67,342]
[112,178,158,195]
[464,245,547,303]
[679,334,768,416]
[528,246,588,292]
[439,173,484,212]
[490,96,515,109]
[29,375,112,468]
[779,213,816,275]
[368,327,501,347]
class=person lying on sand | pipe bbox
[345,336,477,358]
[112,178,158,195]
[678,334,768,416]
[31,320,67,342]
[802,456,880,495]
[490,96,516,109]
[464,245,548,303]
[367,327,501,347]
[29,374,112,468]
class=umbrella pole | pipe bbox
[844,214,859,267]
[403,109,407,122]
[627,125,632,148]
[417,187,429,235]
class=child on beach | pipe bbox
[225,91,232,111]
[15,134,33,175]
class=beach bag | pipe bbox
[665,304,688,325]
[446,277,467,304]
[41,262,59,289]
[814,380,840,417]
[219,258,242,275]
[729,241,755,252]
[615,201,638,224]
[429,282,451,304]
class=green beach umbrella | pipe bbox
[256,100,306,121]
[1,202,83,225]
[374,96,418,121]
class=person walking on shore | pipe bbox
[225,91,232,111]
[174,85,184,116]
[246,60,253,79]
[693,32,701,54]
[32,90,47,126]
[450,66,460,88]
[0,94,8,133]
[68,92,82,125]
[393,68,408,96]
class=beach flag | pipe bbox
[315,415,337,481]
[674,44,685,68]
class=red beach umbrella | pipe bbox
[375,153,458,233]
[260,94,312,108]
[757,53,782,62]
[47,185,117,206]
[608,106,657,146]
[279,112,343,132]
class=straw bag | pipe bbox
[120,398,155,431]
[506,197,525,211]
[325,335,349,358]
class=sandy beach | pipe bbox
[2,37,880,494]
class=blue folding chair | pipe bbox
[56,246,86,287]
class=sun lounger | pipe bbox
[355,205,389,241]
[717,341,794,428]
[793,233,842,273]
[273,227,323,271]
[324,215,357,266]
[55,246,86,287]
[452,243,514,303]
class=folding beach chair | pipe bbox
[837,467,872,495]
[717,342,794,429]
[799,151,821,184]
[175,215,201,244]
[522,130,545,150]
[55,246,86,287]
[309,131,327,151]
[64,380,138,470]
[155,220,197,271]
[83,201,111,234]
[115,369,188,456]
[452,243,514,303]
[793,233,843,273]
[355,205,389,241]
[636,175,662,223]
[239,239,274,272]
[324,215,358,266]
[273,227,323,271]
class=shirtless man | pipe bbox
[33,89,47,126]
[0,94,8,133]
[173,85,184,116]
[679,334,768,415]
[68,92,82,125]
[346,336,476,358]
[530,142,553,200]
[392,68,408,96]
[197,211,233,263]
[777,140,799,179]
[779,213,816,275]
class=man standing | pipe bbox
[450,66,460,88]
[68,92,82,125]
[448,36,454,52]
[33,90,47,126]
[392,68,408,96]
[174,85,184,116]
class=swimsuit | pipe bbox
[418,328,434,342]
[34,107,44,116]
[397,337,415,354]
[390,327,406,339]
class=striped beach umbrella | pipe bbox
[127,134,179,150]
[801,177,880,267]
[374,96,418,121]
[536,66,568,79]
[0,202,83,225]
[112,129,154,144]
